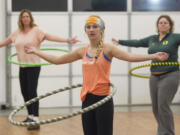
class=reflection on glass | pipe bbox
[73,0,127,11]
[12,0,67,11]
[133,0,180,11]
[150,0,160,4]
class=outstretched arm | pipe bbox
[44,33,80,44]
[108,44,169,62]
[24,46,84,64]
[0,37,12,48]
[112,36,150,48]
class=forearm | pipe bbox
[0,39,11,48]
[0,42,5,48]
[119,40,143,47]
[111,45,167,62]
[45,34,68,43]
[118,37,150,48]
[127,53,155,62]
[34,50,81,65]
[34,51,61,64]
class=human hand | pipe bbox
[153,52,169,61]
[68,36,81,44]
[112,38,119,45]
[24,46,37,54]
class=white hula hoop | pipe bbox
[9,83,117,126]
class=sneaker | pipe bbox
[27,125,40,130]
[23,117,33,122]
[27,120,40,130]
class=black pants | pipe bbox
[19,67,41,116]
[82,93,114,135]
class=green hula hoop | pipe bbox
[129,62,180,79]
[8,48,70,66]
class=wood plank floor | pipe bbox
[0,112,180,135]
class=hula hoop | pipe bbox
[129,62,180,79]
[8,83,117,126]
[8,48,70,66]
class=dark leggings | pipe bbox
[82,93,114,135]
[19,67,41,116]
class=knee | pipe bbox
[158,101,171,115]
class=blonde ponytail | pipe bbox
[94,32,104,63]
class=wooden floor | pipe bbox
[0,112,180,135]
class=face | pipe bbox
[21,12,31,26]
[85,23,101,40]
[158,18,170,33]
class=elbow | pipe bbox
[50,57,62,65]
[128,60,133,62]
[126,55,135,62]
[53,60,61,65]
[53,59,63,65]
[54,62,59,65]
[49,59,59,65]
[127,59,136,62]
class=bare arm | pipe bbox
[0,37,12,48]
[25,46,84,65]
[107,44,169,62]
[44,33,80,44]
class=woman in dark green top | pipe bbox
[112,15,179,135]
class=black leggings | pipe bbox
[82,93,114,135]
[19,67,41,116]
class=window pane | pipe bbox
[73,0,127,11]
[133,0,180,11]
[12,0,67,12]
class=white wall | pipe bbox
[1,11,180,107]
[0,0,6,104]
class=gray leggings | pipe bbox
[150,71,179,135]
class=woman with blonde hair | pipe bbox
[25,15,169,135]
[0,9,79,130]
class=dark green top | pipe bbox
[118,33,180,72]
